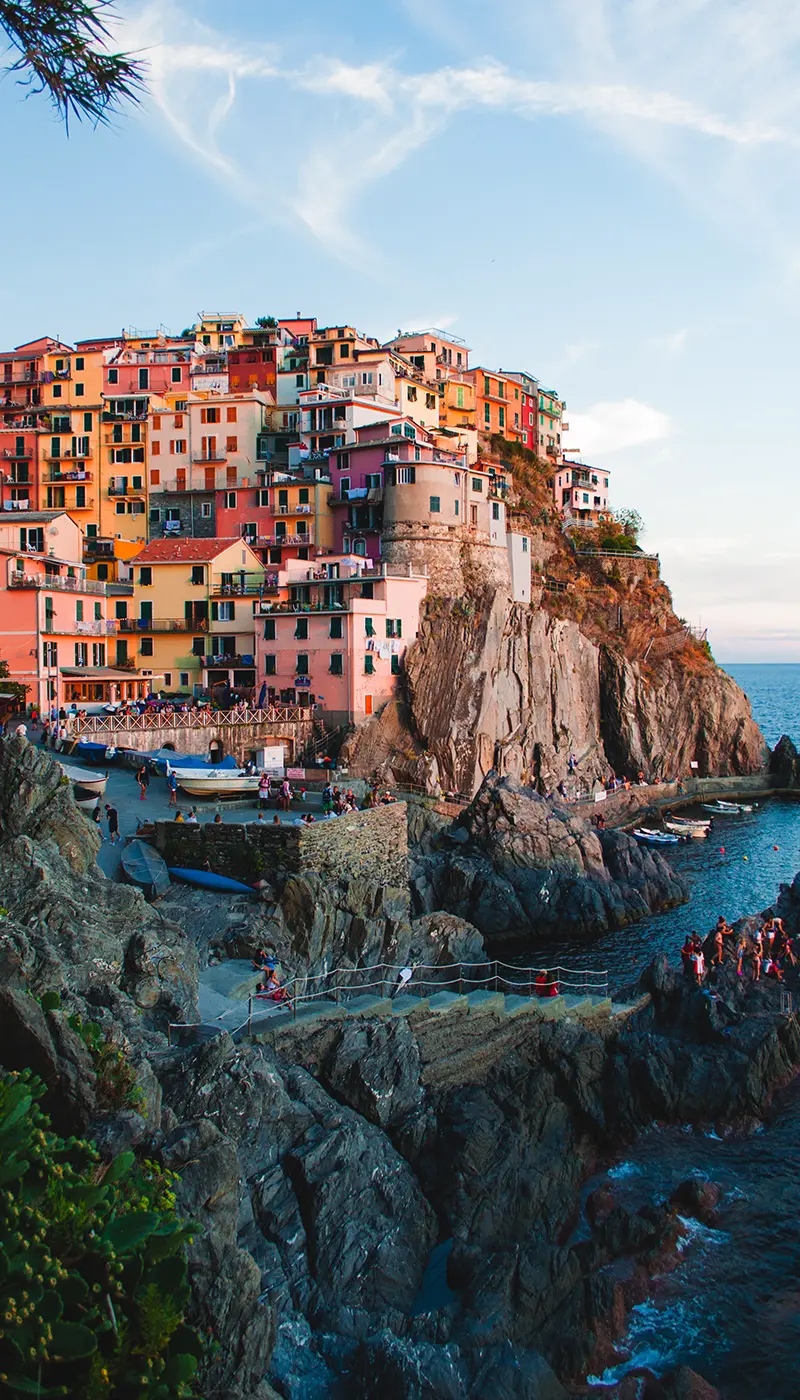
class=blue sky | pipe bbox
[1,0,798,660]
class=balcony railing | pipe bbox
[108,484,144,497]
[272,502,313,514]
[118,617,195,633]
[48,470,93,483]
[257,532,313,546]
[1,447,32,459]
[104,431,146,446]
[191,452,227,463]
[2,500,31,511]
[202,654,256,669]
[211,574,268,596]
[9,573,107,595]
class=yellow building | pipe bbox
[191,313,247,350]
[130,537,264,697]
[39,341,110,538]
[439,373,476,433]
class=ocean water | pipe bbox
[574,665,800,1395]
[721,662,800,749]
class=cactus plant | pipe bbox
[0,1070,202,1398]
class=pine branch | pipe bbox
[0,0,144,127]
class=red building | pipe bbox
[227,346,277,396]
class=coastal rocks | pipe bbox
[599,649,766,782]
[410,774,687,944]
[669,1177,722,1225]
[0,734,99,871]
[769,734,799,788]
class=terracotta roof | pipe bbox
[131,538,246,564]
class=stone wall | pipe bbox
[78,717,315,764]
[153,801,409,887]
[382,522,511,596]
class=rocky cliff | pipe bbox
[341,585,766,798]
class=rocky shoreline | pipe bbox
[1,736,799,1399]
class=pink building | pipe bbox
[255,554,427,725]
[0,510,147,711]
[552,460,611,523]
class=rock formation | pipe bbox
[410,772,688,942]
[341,585,766,797]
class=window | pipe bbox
[498,406,505,428]
[365,617,375,637]
[484,403,491,425]
[492,502,500,520]
[470,504,478,526]
[151,440,161,457]
[140,637,154,656]
[294,618,308,640]
[226,406,237,422]
[74,642,88,667]
[74,356,84,371]
[215,601,235,621]
[114,601,127,620]
[191,637,205,657]
[407,385,417,402]
[296,653,309,676]
[295,373,304,387]
[42,641,57,667]
[201,502,212,518]
[456,387,464,408]
[180,672,189,686]
[52,384,62,398]
[75,486,86,509]
[96,563,108,580]
[429,495,441,513]
[173,439,187,454]
[163,673,172,688]
[108,368,118,384]
[330,653,343,675]
[454,499,459,516]
[391,654,400,675]
[201,406,220,423]
[329,617,343,639]
[498,381,505,398]
[171,366,182,382]
[226,437,238,452]
[264,654,276,674]
[339,342,350,358]
[75,600,84,622]
[224,491,237,509]
[426,392,436,409]
[386,619,402,638]
[75,383,84,397]
[364,654,375,675]
[190,565,205,584]
[472,477,483,492]
[94,601,102,621]
[263,619,276,641]
[92,643,105,667]
[396,466,415,485]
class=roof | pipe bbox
[131,538,248,564]
[0,510,70,524]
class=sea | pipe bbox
[574,664,800,1395]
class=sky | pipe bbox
[0,0,798,661]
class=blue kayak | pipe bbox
[168,867,253,894]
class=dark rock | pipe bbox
[670,1177,722,1225]
[770,734,799,788]
[654,1365,721,1400]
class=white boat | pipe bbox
[634,828,681,846]
[75,794,100,813]
[58,764,108,796]
[667,815,712,829]
[170,767,262,798]
[664,820,708,838]
[702,800,756,815]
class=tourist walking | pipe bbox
[137,764,150,801]
[105,804,119,845]
[167,770,178,806]
[258,771,270,810]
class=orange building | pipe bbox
[471,368,525,445]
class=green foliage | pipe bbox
[0,657,29,709]
[0,0,145,127]
[0,1070,201,1397]
[611,507,643,542]
[254,316,278,329]
[67,1015,145,1113]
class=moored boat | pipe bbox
[633,828,681,846]
[167,867,254,894]
[702,800,756,815]
[121,840,171,900]
[75,794,99,813]
[170,767,261,798]
[664,820,708,838]
[58,763,108,796]
[75,739,116,765]
[667,814,712,828]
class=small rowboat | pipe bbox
[664,820,708,838]
[75,739,116,765]
[59,763,108,796]
[702,801,756,815]
[121,840,171,900]
[75,794,99,813]
[634,828,681,846]
[667,815,712,828]
[168,867,254,894]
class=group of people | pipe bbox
[680,914,796,984]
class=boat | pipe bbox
[667,814,712,828]
[58,764,108,796]
[75,794,99,813]
[75,739,116,765]
[664,820,708,838]
[633,828,681,846]
[167,867,254,894]
[121,840,171,900]
[701,800,756,815]
[169,767,261,798]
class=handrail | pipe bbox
[75,706,313,734]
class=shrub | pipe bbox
[0,1070,201,1398]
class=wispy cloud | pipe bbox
[649,328,688,355]
[565,398,672,455]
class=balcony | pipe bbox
[118,617,194,633]
[1,447,32,459]
[104,431,145,446]
[258,532,314,547]
[211,573,267,596]
[83,539,115,561]
[545,445,560,457]
[48,469,93,483]
[108,483,144,497]
[102,409,147,423]
[272,502,313,514]
[9,572,107,595]
[191,452,227,463]
[2,499,31,511]
[105,582,135,596]
[0,372,42,387]
[202,653,255,669]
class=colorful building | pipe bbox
[505,371,540,452]
[0,510,141,710]
[255,554,427,724]
[129,537,264,697]
[537,386,566,462]
[552,460,610,523]
[471,368,525,445]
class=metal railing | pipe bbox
[166,957,610,1043]
[576,547,659,561]
[9,572,107,595]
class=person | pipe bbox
[257,968,288,1003]
[272,813,281,824]
[258,771,271,810]
[712,927,724,967]
[322,783,333,814]
[256,810,266,822]
[213,812,223,824]
[765,955,784,982]
[394,965,414,997]
[167,770,178,807]
[137,764,150,801]
[243,758,256,776]
[57,723,68,750]
[186,808,198,824]
[40,722,49,748]
[751,943,762,982]
[535,970,558,997]
[681,936,695,978]
[690,945,705,984]
[173,808,184,823]
[105,803,119,845]
[736,933,747,976]
[92,805,102,835]
[14,721,27,740]
[280,778,291,812]
[568,752,576,775]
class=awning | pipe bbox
[60,668,164,680]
